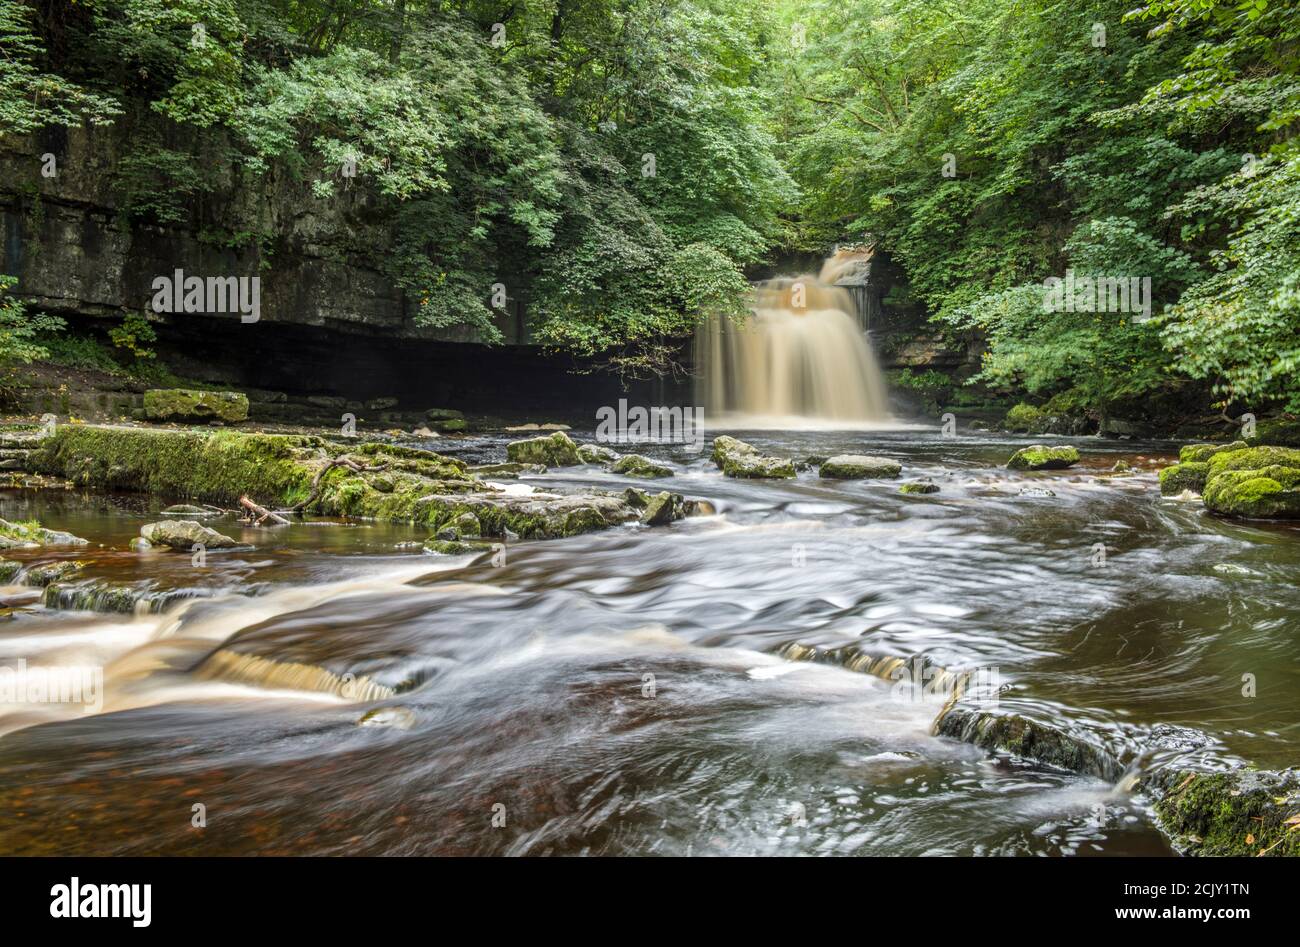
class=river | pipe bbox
[1,428,1296,855]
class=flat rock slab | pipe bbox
[819,454,901,479]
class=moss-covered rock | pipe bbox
[34,426,319,505]
[506,431,582,467]
[468,462,546,478]
[578,444,621,465]
[640,491,685,526]
[1179,440,1247,463]
[423,538,493,556]
[1205,444,1300,476]
[1247,416,1300,447]
[1158,461,1210,496]
[1202,464,1300,518]
[1003,403,1048,434]
[143,388,249,423]
[0,517,88,549]
[140,520,240,550]
[0,558,20,582]
[934,707,1123,781]
[1146,768,1300,857]
[611,454,673,478]
[1005,445,1080,470]
[712,436,795,479]
[899,480,939,494]
[819,454,902,479]
[23,560,85,587]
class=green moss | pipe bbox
[143,388,249,423]
[1206,445,1300,476]
[899,481,939,494]
[1152,770,1300,856]
[1006,445,1080,470]
[1248,417,1300,447]
[611,454,673,478]
[1158,461,1210,495]
[0,558,20,582]
[34,426,318,505]
[424,538,493,555]
[1179,440,1247,463]
[506,431,582,466]
[1203,464,1300,518]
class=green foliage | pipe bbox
[108,312,157,360]
[0,275,63,366]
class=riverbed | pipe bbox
[1,429,1296,855]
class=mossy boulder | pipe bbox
[1006,445,1080,470]
[819,454,902,479]
[141,520,240,550]
[1145,768,1300,857]
[1205,444,1300,476]
[0,517,88,549]
[640,491,685,526]
[712,436,795,479]
[578,444,621,465]
[1158,461,1210,496]
[506,431,582,467]
[899,480,939,495]
[1202,464,1300,518]
[23,560,85,587]
[143,388,249,424]
[1003,403,1047,434]
[1179,440,1247,463]
[611,454,673,478]
[934,707,1122,782]
[0,558,20,582]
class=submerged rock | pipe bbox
[143,388,249,424]
[712,436,795,479]
[128,537,153,552]
[161,504,213,515]
[1006,445,1080,470]
[899,480,939,495]
[1158,461,1209,496]
[506,431,582,467]
[611,454,673,478]
[140,520,240,550]
[934,707,1123,782]
[468,462,546,478]
[358,706,418,730]
[819,454,902,480]
[23,560,85,587]
[424,538,493,556]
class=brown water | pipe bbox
[1,430,1298,855]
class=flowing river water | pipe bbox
[2,429,1298,855]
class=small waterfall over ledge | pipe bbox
[695,250,891,427]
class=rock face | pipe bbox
[611,454,673,478]
[506,431,582,467]
[140,520,240,549]
[143,389,250,424]
[819,454,902,479]
[1006,445,1080,470]
[711,436,796,479]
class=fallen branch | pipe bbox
[291,457,390,513]
[239,495,291,526]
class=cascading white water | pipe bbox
[696,251,891,427]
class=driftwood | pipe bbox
[239,495,291,526]
[290,457,390,513]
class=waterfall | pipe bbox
[695,251,891,426]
